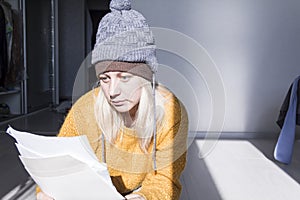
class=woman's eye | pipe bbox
[120,75,131,81]
[99,76,110,83]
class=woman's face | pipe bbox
[99,71,143,113]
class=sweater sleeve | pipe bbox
[57,107,79,137]
[134,100,189,200]
[134,152,186,200]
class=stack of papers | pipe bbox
[6,126,124,200]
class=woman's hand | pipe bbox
[36,191,54,200]
[125,193,145,200]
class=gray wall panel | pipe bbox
[26,0,52,111]
[58,0,85,99]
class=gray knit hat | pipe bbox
[91,0,157,81]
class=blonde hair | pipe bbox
[94,78,165,152]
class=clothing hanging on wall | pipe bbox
[274,76,300,164]
[0,1,24,89]
[0,4,8,88]
[5,9,23,87]
[276,77,300,128]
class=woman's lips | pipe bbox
[111,100,126,106]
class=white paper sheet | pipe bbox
[7,126,98,165]
[6,126,124,200]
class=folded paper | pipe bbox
[6,126,124,200]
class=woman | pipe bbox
[37,0,188,199]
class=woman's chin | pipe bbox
[112,105,131,113]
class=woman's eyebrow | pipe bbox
[99,73,110,78]
[118,72,132,76]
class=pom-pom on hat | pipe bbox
[92,0,157,81]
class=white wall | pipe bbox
[133,0,300,134]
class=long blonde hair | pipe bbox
[94,78,165,152]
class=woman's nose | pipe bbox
[109,78,120,99]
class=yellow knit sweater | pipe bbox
[55,85,188,199]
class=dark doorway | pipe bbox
[89,9,110,49]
